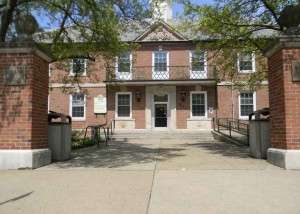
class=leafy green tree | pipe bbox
[0,0,152,60]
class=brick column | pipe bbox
[0,42,52,169]
[264,34,300,169]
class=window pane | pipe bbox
[117,94,131,117]
[240,92,254,116]
[154,95,168,102]
[72,93,85,118]
[192,105,205,116]
[72,106,84,117]
[191,51,205,71]
[72,58,85,74]
[118,94,130,105]
[118,52,131,73]
[154,52,167,72]
[118,106,130,117]
[192,94,205,105]
[239,53,253,71]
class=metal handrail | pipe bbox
[213,118,249,145]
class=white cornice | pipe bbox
[50,83,106,88]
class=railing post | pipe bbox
[217,119,220,132]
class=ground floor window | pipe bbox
[239,92,256,119]
[116,92,132,118]
[190,91,207,118]
[70,93,86,120]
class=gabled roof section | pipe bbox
[134,20,187,42]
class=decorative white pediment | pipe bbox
[135,21,186,42]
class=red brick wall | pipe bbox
[49,87,107,129]
[107,86,146,129]
[0,51,49,149]
[268,48,300,149]
[216,85,269,119]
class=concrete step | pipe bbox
[111,130,216,141]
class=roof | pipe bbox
[34,19,280,44]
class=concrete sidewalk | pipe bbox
[1,131,300,214]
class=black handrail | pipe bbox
[213,118,249,145]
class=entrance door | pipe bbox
[155,103,168,128]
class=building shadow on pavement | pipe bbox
[182,141,251,159]
[47,138,186,169]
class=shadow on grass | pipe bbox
[49,138,185,169]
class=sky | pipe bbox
[35,0,216,30]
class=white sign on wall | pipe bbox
[94,95,107,114]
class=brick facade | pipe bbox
[0,46,50,149]
[268,48,300,150]
[216,85,269,119]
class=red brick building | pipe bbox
[49,20,269,131]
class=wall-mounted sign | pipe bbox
[94,95,107,114]
[4,66,26,85]
[292,60,300,82]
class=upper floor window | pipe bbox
[70,93,86,120]
[238,52,255,73]
[239,92,256,119]
[117,52,132,73]
[190,91,207,118]
[70,58,87,76]
[190,51,206,71]
[153,51,168,72]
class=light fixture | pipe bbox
[180,91,187,102]
[135,91,141,102]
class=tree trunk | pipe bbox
[0,0,18,42]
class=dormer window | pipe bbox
[70,58,87,76]
[238,52,255,73]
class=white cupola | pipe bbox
[151,0,173,22]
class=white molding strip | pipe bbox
[217,81,268,86]
[50,83,106,88]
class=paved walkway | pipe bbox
[1,131,300,214]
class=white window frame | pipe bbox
[48,95,50,113]
[238,91,256,120]
[115,92,132,119]
[69,58,87,76]
[152,51,169,79]
[49,64,52,77]
[189,50,208,79]
[190,91,208,119]
[237,52,256,73]
[115,52,132,80]
[69,93,86,121]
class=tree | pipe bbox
[176,0,300,118]
[0,0,152,60]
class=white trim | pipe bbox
[48,64,52,77]
[238,91,256,120]
[152,51,169,80]
[69,93,86,121]
[190,91,208,119]
[189,50,208,79]
[237,52,256,73]
[69,58,87,76]
[50,83,106,88]
[217,81,268,86]
[115,92,132,119]
[115,52,132,80]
